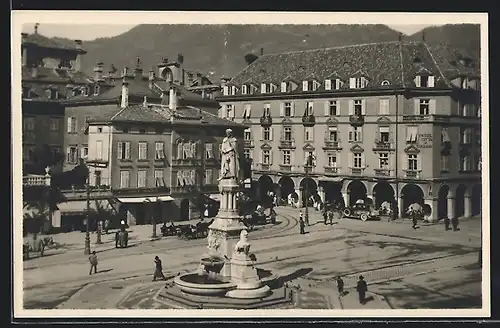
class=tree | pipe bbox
[23,185,66,235]
[244,53,259,65]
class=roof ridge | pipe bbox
[110,105,129,121]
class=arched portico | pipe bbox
[455,184,468,218]
[401,183,424,218]
[258,174,274,205]
[437,184,451,220]
[471,184,481,216]
[180,198,190,221]
[347,180,368,207]
[323,181,343,206]
[278,175,295,202]
[299,177,317,207]
[373,181,395,209]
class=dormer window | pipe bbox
[381,80,391,86]
[93,85,100,96]
[302,80,319,92]
[45,88,58,100]
[230,86,238,95]
[280,81,296,93]
[242,85,248,95]
[324,78,342,90]
[414,73,435,88]
[260,83,275,94]
[83,86,90,96]
[349,77,368,89]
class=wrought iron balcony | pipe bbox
[260,114,272,127]
[302,114,316,127]
[349,115,365,126]
[374,168,392,177]
[324,166,339,175]
[23,175,51,186]
[350,168,363,175]
[404,170,421,179]
[402,115,431,122]
[373,140,394,151]
[323,139,341,150]
[279,139,296,149]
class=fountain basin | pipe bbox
[200,257,225,273]
[174,273,235,296]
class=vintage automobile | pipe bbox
[342,199,380,221]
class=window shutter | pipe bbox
[359,128,363,142]
[281,82,287,92]
[389,130,394,142]
[290,102,295,117]
[247,106,251,118]
[302,80,308,91]
[414,76,421,88]
[125,142,131,159]
[429,99,436,115]
[191,143,197,158]
[324,101,330,116]
[280,103,285,117]
[349,78,356,89]
[361,99,366,115]
[230,107,235,118]
[290,151,294,169]
[325,79,331,90]
[414,98,420,115]
[417,154,422,171]
[223,86,229,95]
[428,75,435,88]
[260,150,263,164]
[375,129,381,141]
[67,117,72,132]
[348,100,354,115]
[269,127,273,141]
[117,142,123,159]
[261,83,266,93]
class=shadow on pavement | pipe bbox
[274,267,313,288]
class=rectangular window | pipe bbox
[242,85,248,95]
[284,102,292,117]
[353,153,362,168]
[155,142,165,159]
[354,100,363,116]
[282,150,291,165]
[305,151,316,166]
[461,128,472,144]
[263,150,271,164]
[379,126,390,143]
[67,116,76,132]
[205,143,214,159]
[460,156,472,172]
[263,127,271,141]
[328,127,338,141]
[244,129,251,140]
[306,101,314,115]
[137,170,147,188]
[406,126,418,143]
[120,170,130,188]
[324,79,332,90]
[419,99,430,115]
[96,141,103,160]
[243,104,251,118]
[328,101,337,116]
[348,126,362,142]
[408,154,418,170]
[117,142,131,160]
[66,146,79,164]
[420,75,429,88]
[154,170,164,187]
[327,153,337,167]
[204,169,213,185]
[441,128,451,144]
[138,142,147,160]
[379,153,389,169]
[284,127,292,141]
[183,143,190,159]
[304,126,314,141]
[355,77,366,89]
[440,155,449,171]
[379,98,390,115]
[49,118,60,132]
[264,103,271,116]
[244,148,251,159]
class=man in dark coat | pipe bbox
[88,251,98,275]
[451,217,460,231]
[356,275,368,304]
[336,276,345,295]
[444,217,451,230]
[153,256,167,281]
[323,210,328,225]
[299,217,306,235]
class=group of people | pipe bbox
[336,275,369,305]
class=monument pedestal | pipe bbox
[226,253,271,299]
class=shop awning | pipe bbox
[117,196,174,204]
[56,199,114,214]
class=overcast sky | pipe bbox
[21,24,432,41]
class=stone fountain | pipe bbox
[157,129,291,309]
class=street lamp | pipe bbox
[302,106,316,226]
[144,198,156,239]
[84,176,91,255]
[304,154,316,226]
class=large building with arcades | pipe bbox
[216,39,482,222]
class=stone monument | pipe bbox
[206,128,247,278]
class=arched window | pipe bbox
[381,80,390,86]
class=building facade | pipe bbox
[61,57,220,172]
[84,81,245,224]
[216,41,481,222]
[21,25,111,174]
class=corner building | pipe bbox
[217,41,481,222]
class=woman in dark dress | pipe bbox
[153,256,167,281]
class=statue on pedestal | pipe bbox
[233,230,251,256]
[218,128,240,182]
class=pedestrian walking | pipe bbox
[444,217,451,230]
[336,276,344,295]
[323,210,328,225]
[104,219,110,234]
[152,256,167,281]
[299,217,306,235]
[356,275,368,304]
[88,251,98,275]
[451,217,460,231]
[328,210,334,225]
[412,216,418,229]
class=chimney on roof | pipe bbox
[169,87,178,111]
[121,68,129,109]
[94,61,104,81]
[177,54,184,65]
[73,40,83,72]
[74,39,83,50]
[34,23,39,34]
[134,56,143,79]
[196,72,203,85]
[148,68,155,89]
[260,48,264,56]
[108,64,117,80]
[187,72,194,86]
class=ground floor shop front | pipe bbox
[252,172,482,222]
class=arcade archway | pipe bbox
[323,181,343,206]
[373,182,395,209]
[180,198,190,221]
[472,184,481,216]
[401,184,424,218]
[300,177,317,207]
[437,184,451,220]
[455,184,467,218]
[278,176,295,202]
[347,180,367,207]
[258,174,274,200]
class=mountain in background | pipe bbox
[51,24,480,81]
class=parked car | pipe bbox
[342,200,379,221]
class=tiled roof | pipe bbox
[22,67,91,84]
[90,103,245,129]
[22,33,83,52]
[228,41,480,92]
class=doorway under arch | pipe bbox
[471,184,481,216]
[455,184,467,218]
[347,180,367,207]
[401,184,424,218]
[323,181,343,206]
[258,175,274,205]
[373,181,395,209]
[300,177,317,207]
[437,184,451,220]
[180,199,190,221]
[278,176,295,202]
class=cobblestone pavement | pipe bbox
[22,210,483,310]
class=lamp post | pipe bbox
[302,107,316,227]
[144,198,156,239]
[84,177,91,255]
[304,154,316,226]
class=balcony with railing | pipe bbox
[324,166,339,175]
[244,139,254,148]
[323,139,342,150]
[61,176,113,200]
[279,139,296,149]
[373,140,394,151]
[402,115,432,122]
[404,170,421,179]
[23,174,51,186]
[350,167,364,175]
[374,168,392,177]
[260,114,272,127]
[349,115,365,126]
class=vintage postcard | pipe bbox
[11,11,489,319]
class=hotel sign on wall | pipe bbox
[418,133,433,148]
